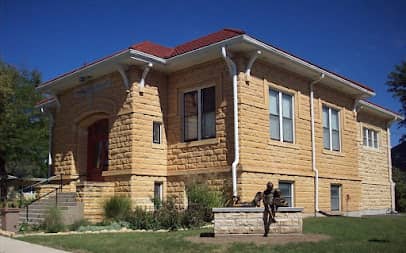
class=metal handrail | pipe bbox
[20,174,82,223]
[20,175,59,193]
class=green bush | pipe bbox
[103,196,132,221]
[126,207,158,230]
[69,219,91,231]
[42,206,65,233]
[154,198,181,230]
[186,183,226,222]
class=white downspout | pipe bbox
[221,47,239,199]
[310,73,325,214]
[386,123,397,213]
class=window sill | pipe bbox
[322,149,345,157]
[152,143,164,149]
[175,137,219,148]
[362,146,380,152]
[268,139,299,150]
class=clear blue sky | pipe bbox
[1,0,405,145]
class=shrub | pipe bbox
[154,198,180,230]
[69,219,91,231]
[42,206,65,233]
[103,196,132,221]
[186,183,226,222]
[125,207,158,230]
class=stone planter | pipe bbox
[0,208,21,232]
[213,207,304,235]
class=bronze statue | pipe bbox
[262,181,275,237]
[262,182,289,237]
[232,191,263,207]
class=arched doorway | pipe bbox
[87,119,109,181]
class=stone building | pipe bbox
[36,29,403,221]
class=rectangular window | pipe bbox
[323,106,340,151]
[153,122,161,144]
[269,89,294,143]
[183,86,216,142]
[279,181,294,207]
[154,182,163,209]
[363,127,379,149]
[330,184,341,211]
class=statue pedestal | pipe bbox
[213,207,303,235]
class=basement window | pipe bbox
[330,184,341,211]
[154,182,163,209]
[183,86,216,142]
[279,181,294,207]
[363,127,378,149]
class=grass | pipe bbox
[19,216,406,253]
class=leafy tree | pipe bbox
[0,60,49,203]
[386,61,406,141]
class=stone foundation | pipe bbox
[213,207,303,235]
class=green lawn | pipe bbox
[19,216,406,253]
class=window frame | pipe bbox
[363,127,379,149]
[182,85,216,142]
[154,181,163,209]
[152,121,162,144]
[330,184,341,212]
[279,181,294,207]
[322,105,341,152]
[269,88,295,143]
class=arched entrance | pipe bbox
[87,119,109,181]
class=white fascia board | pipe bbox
[358,100,404,120]
[129,49,167,64]
[241,35,375,98]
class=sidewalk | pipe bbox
[0,236,71,253]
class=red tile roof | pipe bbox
[129,28,245,58]
[38,28,375,95]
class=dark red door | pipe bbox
[87,119,109,181]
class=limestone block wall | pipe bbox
[239,172,315,214]
[166,60,233,175]
[239,60,359,183]
[357,112,391,213]
[52,71,134,178]
[213,207,303,235]
[130,175,167,210]
[128,67,168,177]
[318,178,361,214]
[76,182,114,222]
[167,172,232,208]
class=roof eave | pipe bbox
[241,35,375,98]
[358,100,404,121]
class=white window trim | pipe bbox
[363,127,379,149]
[153,121,162,144]
[331,184,341,212]
[182,85,216,142]
[324,106,341,152]
[279,181,294,207]
[270,89,295,143]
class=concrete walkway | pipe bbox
[0,236,70,253]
